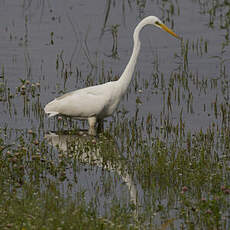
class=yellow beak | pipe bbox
[159,23,180,39]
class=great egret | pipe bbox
[44,16,179,135]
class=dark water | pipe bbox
[1,0,229,131]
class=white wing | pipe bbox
[44,81,117,118]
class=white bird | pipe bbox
[44,16,179,135]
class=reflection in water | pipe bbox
[45,131,138,215]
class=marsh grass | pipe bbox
[1,116,230,229]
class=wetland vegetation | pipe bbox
[0,0,230,229]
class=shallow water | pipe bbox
[1,1,229,132]
[1,0,230,228]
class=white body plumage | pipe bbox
[45,81,121,119]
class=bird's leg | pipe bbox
[97,119,104,133]
[88,117,97,136]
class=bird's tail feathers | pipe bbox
[47,112,59,117]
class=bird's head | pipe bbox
[145,16,180,39]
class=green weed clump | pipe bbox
[0,125,229,229]
[0,130,139,230]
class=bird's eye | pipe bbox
[155,21,161,26]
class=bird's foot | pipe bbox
[88,127,97,136]
[88,117,97,136]
[97,120,104,134]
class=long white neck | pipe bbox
[117,18,149,94]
